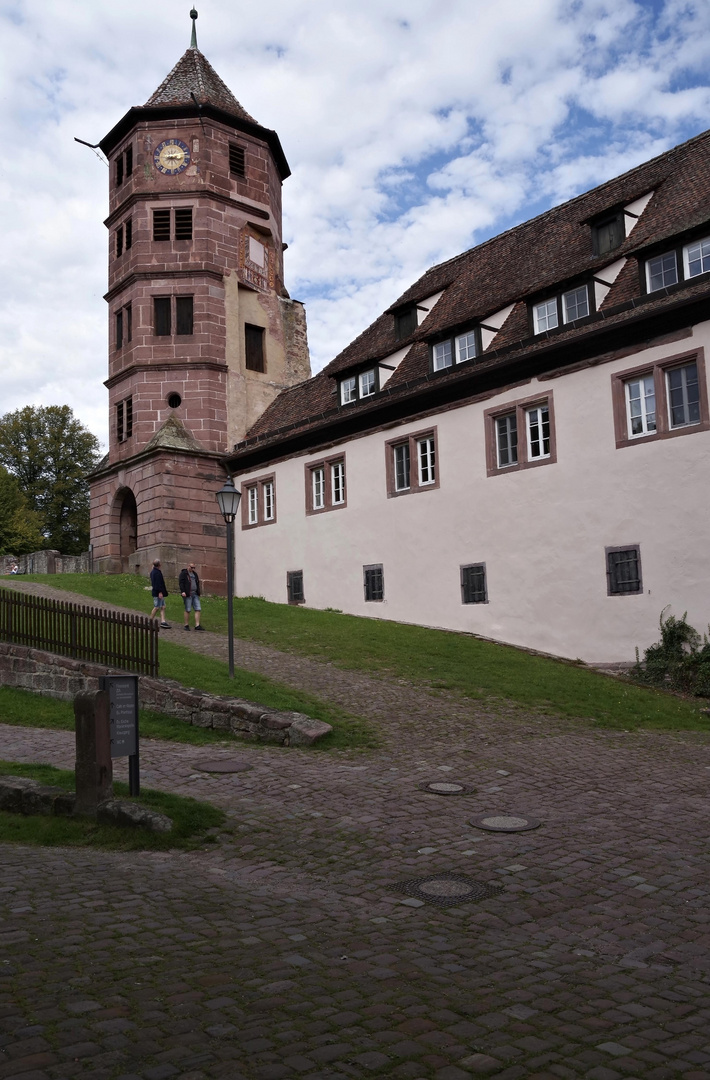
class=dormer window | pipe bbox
[394,307,417,341]
[592,211,624,256]
[646,251,678,292]
[645,233,710,294]
[431,328,480,372]
[532,284,590,334]
[340,368,378,405]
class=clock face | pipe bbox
[154,139,191,175]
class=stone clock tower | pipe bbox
[89,11,310,591]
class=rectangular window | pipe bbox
[306,455,346,514]
[245,324,265,372]
[386,428,439,497]
[684,236,710,279]
[287,570,305,605]
[116,400,124,442]
[486,393,556,475]
[242,475,276,528]
[152,209,171,241]
[394,307,417,341]
[562,285,589,323]
[312,466,325,510]
[456,330,478,363]
[175,296,194,335]
[417,436,436,485]
[496,413,518,468]
[611,350,709,448]
[174,208,193,240]
[625,374,656,437]
[364,564,384,602]
[393,443,410,491]
[433,340,453,370]
[125,219,132,250]
[526,405,550,460]
[116,226,124,258]
[154,297,171,336]
[646,251,678,292]
[115,310,123,349]
[229,143,246,177]
[125,146,133,176]
[331,461,345,505]
[125,396,133,439]
[461,563,487,604]
[125,304,132,343]
[533,297,558,334]
[340,376,357,405]
[115,154,124,188]
[359,369,376,397]
[606,546,642,595]
[592,213,624,257]
[116,397,132,443]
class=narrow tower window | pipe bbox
[229,143,246,177]
[174,208,193,240]
[245,324,265,372]
[154,297,172,336]
[176,296,194,335]
[153,209,171,241]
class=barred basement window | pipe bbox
[174,208,193,240]
[152,209,171,241]
[154,297,171,336]
[229,143,246,177]
[364,564,384,602]
[175,296,194,335]
[116,225,124,258]
[245,324,265,372]
[287,570,305,605]
[606,546,642,595]
[461,564,487,604]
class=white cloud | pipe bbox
[2,0,710,440]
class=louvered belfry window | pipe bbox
[152,209,171,241]
[174,208,193,240]
[229,143,246,177]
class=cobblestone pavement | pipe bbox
[2,583,710,1079]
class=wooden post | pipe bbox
[74,690,113,816]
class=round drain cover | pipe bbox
[192,759,253,774]
[470,813,540,832]
[420,780,473,795]
[419,878,472,897]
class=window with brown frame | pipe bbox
[484,392,557,476]
[245,324,266,372]
[305,455,346,514]
[611,348,709,449]
[385,427,439,497]
[240,474,276,529]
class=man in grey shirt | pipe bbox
[178,562,203,631]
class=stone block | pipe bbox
[288,716,333,746]
[97,799,172,833]
[0,777,37,813]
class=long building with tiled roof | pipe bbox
[227,127,710,664]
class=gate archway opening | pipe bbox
[118,489,137,570]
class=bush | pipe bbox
[633,609,710,697]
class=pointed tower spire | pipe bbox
[190,8,198,49]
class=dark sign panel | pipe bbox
[102,676,138,758]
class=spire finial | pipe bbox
[190,8,198,49]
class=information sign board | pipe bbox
[101,675,138,758]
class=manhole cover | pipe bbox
[389,873,504,908]
[470,814,540,833]
[419,781,473,795]
[192,760,253,774]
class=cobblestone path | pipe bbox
[2,583,710,1079]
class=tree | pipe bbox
[0,406,101,555]
[0,466,45,555]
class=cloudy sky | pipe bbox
[2,0,710,449]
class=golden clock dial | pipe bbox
[153,139,191,175]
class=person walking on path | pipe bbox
[149,560,171,628]
[179,561,203,631]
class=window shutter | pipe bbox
[229,143,246,177]
[152,209,171,241]
[174,208,193,240]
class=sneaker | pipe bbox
[184,625,191,631]
[195,625,204,631]
[160,622,171,629]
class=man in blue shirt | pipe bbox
[149,560,170,628]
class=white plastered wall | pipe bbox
[234,322,710,664]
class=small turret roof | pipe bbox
[145,46,257,124]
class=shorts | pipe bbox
[184,595,201,612]
[152,596,165,609]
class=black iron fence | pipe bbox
[0,588,158,677]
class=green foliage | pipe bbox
[0,405,101,554]
[21,573,708,732]
[0,760,225,851]
[633,609,710,697]
[0,466,45,555]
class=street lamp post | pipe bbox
[216,477,241,679]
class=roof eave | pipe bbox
[100,104,291,180]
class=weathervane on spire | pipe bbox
[190,8,198,49]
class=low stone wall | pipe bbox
[0,550,90,575]
[0,642,331,746]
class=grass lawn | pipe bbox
[8,573,710,732]
[0,760,225,851]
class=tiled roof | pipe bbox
[236,127,710,456]
[145,47,257,124]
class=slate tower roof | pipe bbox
[145,46,258,125]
